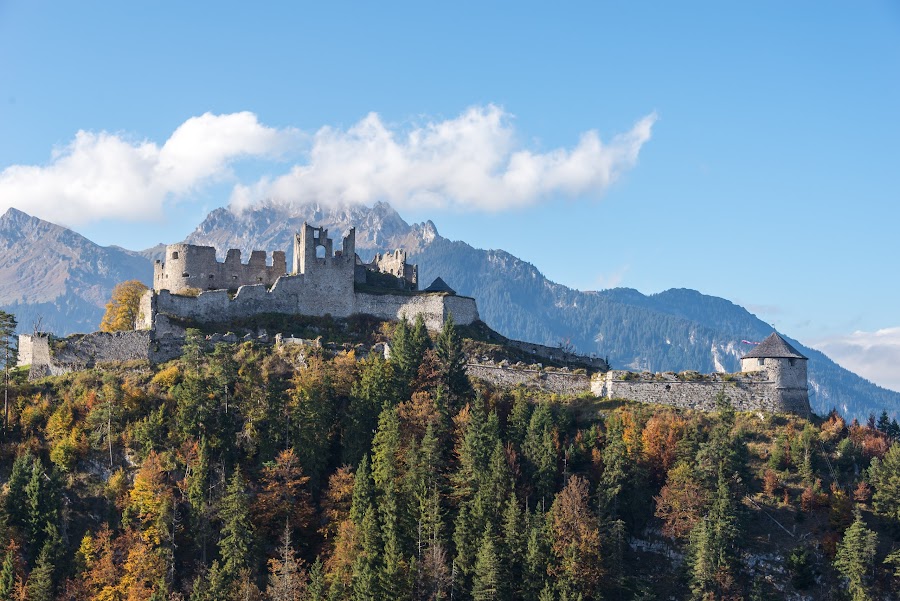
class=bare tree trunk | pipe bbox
[108,399,114,467]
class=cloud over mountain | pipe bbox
[0,112,296,226]
[0,106,655,226]
[813,327,900,393]
[230,105,657,213]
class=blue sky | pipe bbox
[1,1,898,390]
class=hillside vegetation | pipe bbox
[2,315,900,600]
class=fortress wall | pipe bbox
[467,364,591,396]
[153,276,479,332]
[505,339,608,370]
[355,293,478,331]
[23,331,152,379]
[592,370,790,412]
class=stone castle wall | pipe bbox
[592,370,809,413]
[154,244,286,294]
[504,339,608,371]
[20,331,154,379]
[467,364,591,396]
[141,276,480,333]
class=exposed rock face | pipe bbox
[185,201,437,263]
[0,208,153,334]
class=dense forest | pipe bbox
[2,314,900,600]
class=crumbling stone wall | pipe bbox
[467,364,591,396]
[23,331,152,378]
[592,370,809,414]
[153,244,286,294]
[504,339,608,371]
[144,280,480,333]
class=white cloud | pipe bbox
[0,106,656,226]
[813,327,900,393]
[0,112,296,225]
[230,105,657,213]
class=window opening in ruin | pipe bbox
[316,245,326,259]
[182,273,190,278]
[758,358,764,366]
[172,251,179,259]
[209,274,214,279]
[789,358,795,366]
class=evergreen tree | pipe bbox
[306,558,326,601]
[524,509,551,601]
[434,314,471,408]
[501,497,525,600]
[187,436,212,563]
[218,468,255,582]
[869,442,900,521]
[877,410,891,433]
[3,453,33,536]
[472,528,501,601]
[0,544,15,600]
[351,506,380,601]
[346,354,395,466]
[391,315,430,400]
[0,310,16,434]
[523,403,557,505]
[834,510,878,601]
[24,458,59,560]
[25,543,55,601]
[508,391,532,449]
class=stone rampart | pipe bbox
[592,370,795,413]
[22,331,153,378]
[505,339,607,371]
[467,364,591,396]
[144,278,480,332]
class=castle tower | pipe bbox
[741,332,810,413]
[292,223,355,274]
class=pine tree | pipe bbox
[834,510,878,601]
[187,436,211,563]
[501,497,525,600]
[306,558,326,601]
[0,544,15,600]
[346,354,395,466]
[391,315,430,401]
[25,544,55,601]
[434,314,471,409]
[472,528,500,601]
[869,442,900,521]
[877,410,891,434]
[0,310,16,434]
[218,468,255,582]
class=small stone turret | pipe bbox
[741,332,810,414]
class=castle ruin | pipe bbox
[142,223,476,333]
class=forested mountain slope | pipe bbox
[3,326,900,599]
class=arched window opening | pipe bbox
[316,245,326,259]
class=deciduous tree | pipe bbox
[99,280,149,332]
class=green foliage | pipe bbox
[869,443,900,522]
[218,468,255,582]
[833,511,878,601]
[435,313,472,408]
[1,332,899,599]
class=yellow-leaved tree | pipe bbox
[100,280,148,332]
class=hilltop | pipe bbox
[0,203,897,419]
